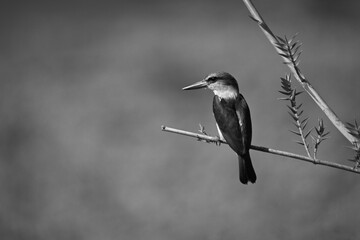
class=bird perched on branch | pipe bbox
[182,72,256,184]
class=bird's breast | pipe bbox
[212,96,240,133]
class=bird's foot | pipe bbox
[213,136,222,146]
[197,123,223,145]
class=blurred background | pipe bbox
[1,0,360,239]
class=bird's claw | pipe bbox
[213,136,222,146]
[198,124,222,145]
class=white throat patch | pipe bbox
[213,88,238,100]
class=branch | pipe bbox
[161,125,360,175]
[242,0,358,145]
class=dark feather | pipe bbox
[213,94,255,184]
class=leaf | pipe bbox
[288,32,299,44]
[301,117,309,124]
[278,97,290,101]
[322,131,330,138]
[249,15,260,23]
[284,35,289,43]
[292,44,302,55]
[295,140,304,146]
[345,146,359,151]
[304,129,312,139]
[348,129,357,135]
[277,36,286,44]
[298,110,304,116]
[290,41,299,50]
[276,45,287,53]
[318,127,324,136]
[288,111,299,121]
[274,41,284,47]
[292,122,300,129]
[290,41,302,52]
[289,129,301,136]
[279,90,292,95]
[281,80,291,90]
[281,85,291,92]
[279,53,290,58]
[280,77,291,85]
[346,120,360,141]
[349,131,360,138]
[321,137,330,141]
[302,121,309,130]
[293,51,303,63]
[287,105,297,114]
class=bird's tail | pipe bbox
[238,152,257,184]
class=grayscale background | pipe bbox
[1,0,360,239]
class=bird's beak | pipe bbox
[182,80,208,90]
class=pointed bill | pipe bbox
[182,80,207,90]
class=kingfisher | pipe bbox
[182,72,256,184]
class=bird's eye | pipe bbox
[207,77,216,82]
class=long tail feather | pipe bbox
[238,153,256,184]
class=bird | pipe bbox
[182,72,256,184]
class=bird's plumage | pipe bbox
[213,94,256,184]
[213,94,251,155]
[183,72,256,184]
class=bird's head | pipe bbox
[182,72,239,99]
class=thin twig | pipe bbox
[161,125,360,174]
[242,0,358,145]
[294,111,312,158]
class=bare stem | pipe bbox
[295,115,312,158]
[242,0,358,145]
[161,125,360,175]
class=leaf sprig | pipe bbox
[275,34,306,82]
[279,74,312,158]
[312,119,330,160]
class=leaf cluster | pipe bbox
[312,119,330,159]
[279,75,312,156]
[276,34,306,82]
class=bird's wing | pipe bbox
[235,95,252,151]
[213,95,247,155]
